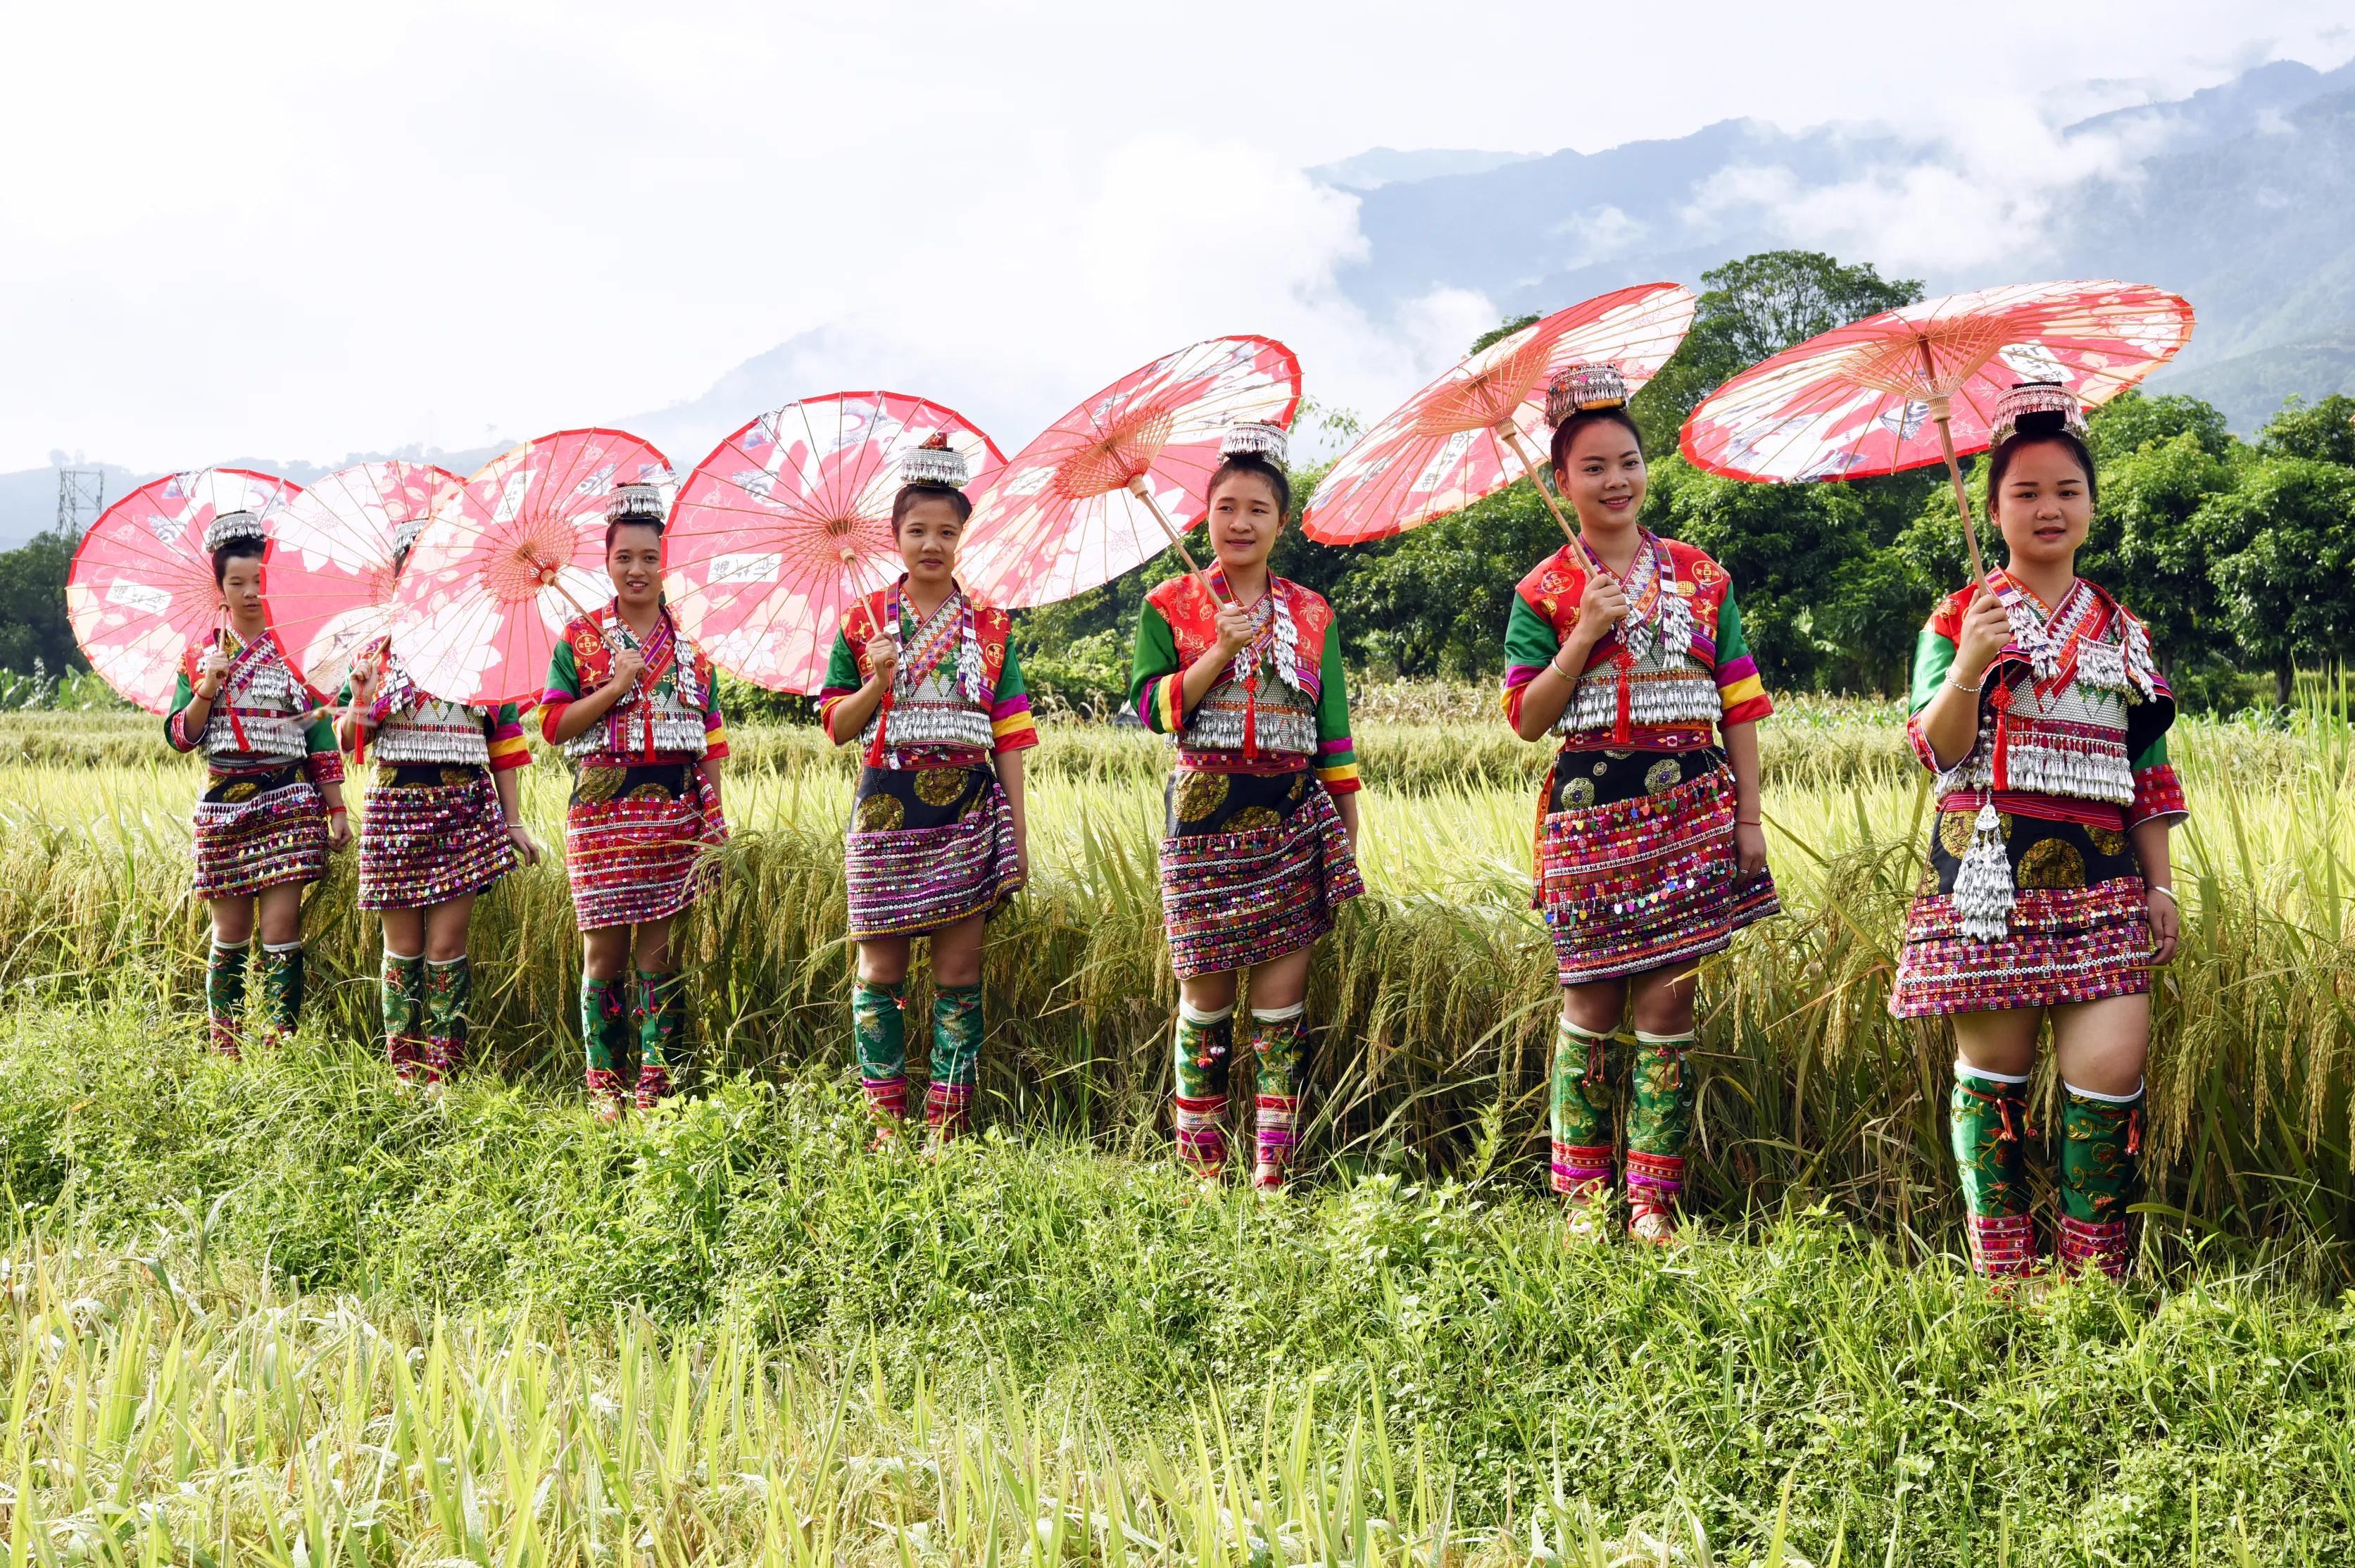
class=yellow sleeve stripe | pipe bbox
[486,735,532,760]
[1316,763,1360,786]
[1719,674,1766,710]
[1157,677,1184,733]
[991,713,1036,739]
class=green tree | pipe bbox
[2200,456,2355,705]
[2257,393,2355,467]
[0,529,82,672]
[2086,390,2235,465]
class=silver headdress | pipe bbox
[897,432,972,490]
[391,516,429,554]
[603,482,667,527]
[203,510,267,553]
[1220,420,1289,466]
[1545,363,1629,427]
[1990,380,2087,447]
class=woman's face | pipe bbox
[1206,471,1283,573]
[897,496,965,584]
[605,524,664,606]
[1554,420,1647,533]
[1991,441,2092,575]
[217,552,265,626]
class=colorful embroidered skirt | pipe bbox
[190,765,330,901]
[358,764,519,910]
[1536,746,1778,986]
[1890,810,2152,1017]
[1159,765,1363,979]
[564,760,726,931]
[845,763,1023,940]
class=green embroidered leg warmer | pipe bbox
[1951,1065,2037,1278]
[1171,1002,1236,1178]
[381,948,426,1080]
[1548,1017,1615,1201]
[207,939,251,1058]
[581,975,632,1111]
[1626,1030,1697,1241]
[258,941,305,1043]
[422,956,472,1084]
[1247,1002,1310,1188]
[2059,1079,2143,1279]
[634,970,689,1109]
[853,979,910,1130]
[925,982,984,1141]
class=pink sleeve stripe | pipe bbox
[1317,736,1353,756]
[1502,663,1543,692]
[991,693,1033,720]
[1714,653,1757,689]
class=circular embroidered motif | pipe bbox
[1226,805,1283,834]
[855,794,904,832]
[1644,758,1683,794]
[1591,760,1608,777]
[1564,777,1597,809]
[2016,837,2088,890]
[2085,824,2129,857]
[915,768,967,808]
[625,782,675,803]
[1605,750,1633,760]
[1937,810,1977,857]
[1288,773,1309,800]
[440,767,477,787]
[1175,770,1230,824]
[575,767,625,804]
[220,782,258,803]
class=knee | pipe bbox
[931,955,981,988]
[1180,974,1239,1016]
[257,909,302,947]
[856,943,910,989]
[425,933,469,963]
[1558,991,1621,1035]
[1629,995,1695,1038]
[582,932,628,980]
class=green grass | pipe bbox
[5,996,2355,1564]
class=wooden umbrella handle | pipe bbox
[1494,424,1581,546]
[1127,476,1227,608]
[1926,396,1991,591]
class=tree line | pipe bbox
[5,250,2351,715]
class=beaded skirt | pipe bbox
[563,760,726,931]
[1159,765,1363,979]
[1890,809,2152,1017]
[358,764,518,910]
[845,763,1023,940]
[1536,747,1778,986]
[191,765,329,901]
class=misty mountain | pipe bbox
[1307,147,1540,190]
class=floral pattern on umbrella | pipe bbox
[665,391,1005,694]
[389,429,674,705]
[265,462,463,698]
[956,336,1300,609]
[1302,282,1695,546]
[66,468,303,714]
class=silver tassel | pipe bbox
[1954,800,2016,942]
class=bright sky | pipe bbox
[3,0,2348,475]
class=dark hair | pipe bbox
[1549,406,1645,477]
[1985,412,2097,508]
[603,517,664,552]
[1204,453,1291,518]
[211,537,265,587]
[891,483,974,532]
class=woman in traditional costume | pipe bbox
[540,483,729,1119]
[1893,382,2183,1282]
[1128,422,1362,1191]
[817,434,1036,1147]
[1500,365,1776,1244]
[165,509,351,1053]
[339,513,539,1087]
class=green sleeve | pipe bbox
[168,670,194,722]
[822,627,861,693]
[1129,603,1181,732]
[2132,732,2170,773]
[1716,593,1751,666]
[544,638,581,701]
[996,637,1027,703]
[497,701,520,728]
[1908,627,1956,717]
[1502,593,1560,672]
[1316,630,1352,756]
[303,710,339,755]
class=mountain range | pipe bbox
[10,55,2353,550]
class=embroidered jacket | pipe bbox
[817,580,1038,766]
[1126,570,1359,794]
[340,638,530,772]
[165,629,344,783]
[1500,532,1771,749]
[1906,574,2185,831]
[539,602,729,763]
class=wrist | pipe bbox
[2147,883,2176,903]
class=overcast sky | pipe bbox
[4,0,2349,476]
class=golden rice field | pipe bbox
[3,703,2354,1269]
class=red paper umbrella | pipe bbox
[389,429,674,705]
[265,461,463,698]
[1680,280,2194,580]
[1302,282,1695,547]
[957,335,1300,608]
[66,468,303,714]
[665,391,1006,694]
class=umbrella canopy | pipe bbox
[66,468,303,714]
[265,461,463,698]
[1680,280,2194,484]
[389,429,674,705]
[1302,282,1696,546]
[665,391,1006,694]
[956,335,1300,608]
